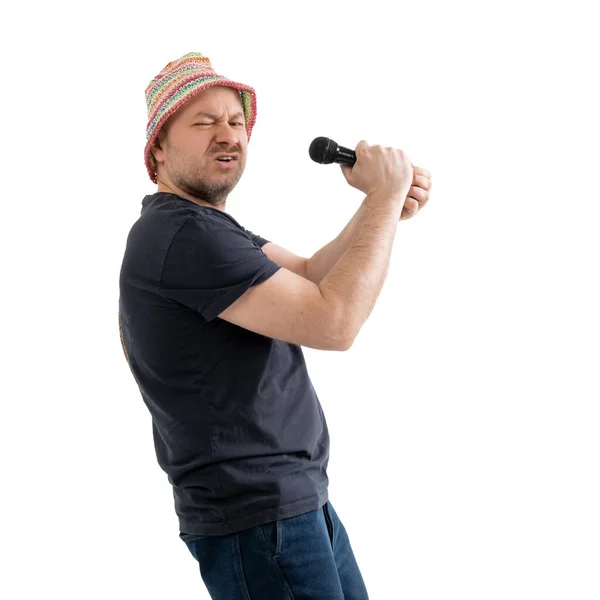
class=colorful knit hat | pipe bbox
[144,52,257,183]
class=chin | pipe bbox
[180,176,240,204]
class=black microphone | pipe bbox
[309,137,356,165]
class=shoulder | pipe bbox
[166,210,259,263]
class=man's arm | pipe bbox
[218,142,416,350]
[261,166,431,284]
[260,242,309,280]
[261,200,365,285]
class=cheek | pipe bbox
[176,130,210,153]
[190,135,212,154]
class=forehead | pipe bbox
[181,85,243,116]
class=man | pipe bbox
[119,52,431,599]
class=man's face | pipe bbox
[152,85,249,207]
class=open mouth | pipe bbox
[215,155,237,163]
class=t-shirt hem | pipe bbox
[178,488,329,538]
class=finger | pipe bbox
[340,164,352,182]
[355,140,369,155]
[413,166,431,178]
[400,197,419,220]
[412,174,432,190]
[400,205,418,221]
[407,185,429,204]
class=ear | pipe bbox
[151,129,167,165]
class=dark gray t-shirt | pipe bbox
[118,192,330,537]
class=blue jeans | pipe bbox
[183,500,369,599]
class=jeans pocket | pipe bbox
[323,502,335,547]
[259,519,284,558]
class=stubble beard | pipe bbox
[177,175,240,208]
[172,153,244,208]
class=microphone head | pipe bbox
[309,137,338,164]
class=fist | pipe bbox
[340,140,414,198]
[400,166,432,221]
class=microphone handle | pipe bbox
[336,145,357,165]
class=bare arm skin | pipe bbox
[218,142,414,350]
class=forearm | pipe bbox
[318,191,404,345]
[306,200,367,285]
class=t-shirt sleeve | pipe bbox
[159,216,281,322]
[243,227,270,248]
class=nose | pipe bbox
[213,121,240,147]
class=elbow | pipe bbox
[336,307,361,351]
[336,335,355,351]
[316,322,355,351]
[319,292,358,351]
[332,323,358,351]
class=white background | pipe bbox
[2,1,599,598]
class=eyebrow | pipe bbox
[192,111,245,120]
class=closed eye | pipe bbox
[195,122,244,127]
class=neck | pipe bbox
[156,179,226,212]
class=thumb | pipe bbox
[340,163,353,183]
